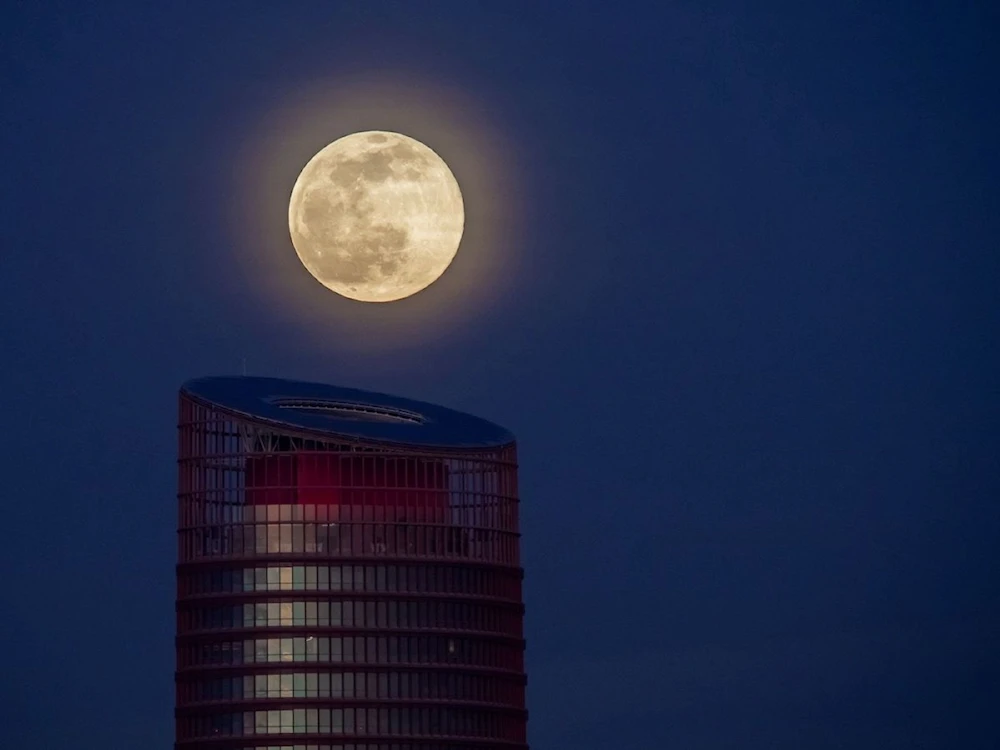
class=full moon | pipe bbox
[288,131,464,302]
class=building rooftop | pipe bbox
[181,376,514,450]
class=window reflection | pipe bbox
[182,669,525,704]
[184,519,520,565]
[184,597,514,634]
[182,706,518,739]
[187,635,521,669]
[182,563,522,600]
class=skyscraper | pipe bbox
[175,376,527,749]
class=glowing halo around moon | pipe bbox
[288,131,465,302]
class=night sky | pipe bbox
[2,3,998,748]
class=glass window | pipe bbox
[279,524,292,553]
[267,708,280,733]
[304,522,317,553]
[255,524,268,555]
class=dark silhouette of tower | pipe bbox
[175,376,527,749]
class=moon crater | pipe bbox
[289,131,464,302]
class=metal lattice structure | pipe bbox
[176,377,527,750]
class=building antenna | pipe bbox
[241,357,247,376]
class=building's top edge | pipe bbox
[180,376,515,450]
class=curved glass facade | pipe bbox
[176,391,527,749]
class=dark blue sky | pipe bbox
[1,2,997,747]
